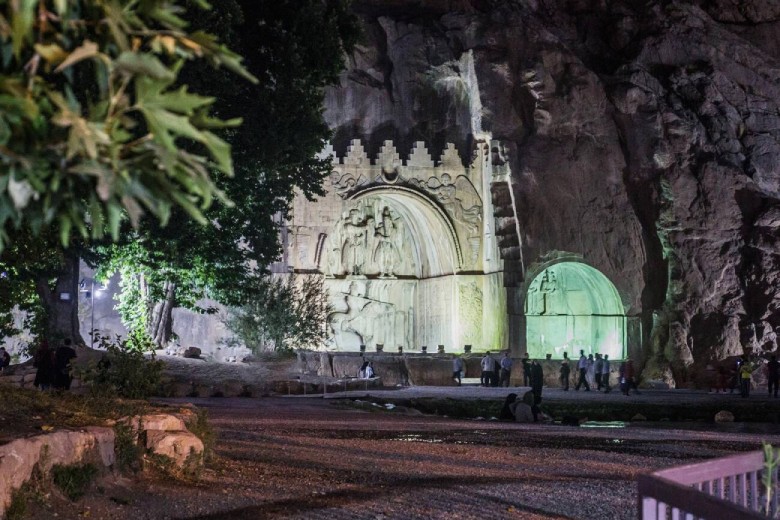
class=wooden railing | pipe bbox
[638,451,779,519]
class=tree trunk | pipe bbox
[36,253,84,344]
[148,281,176,347]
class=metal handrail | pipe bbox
[638,451,777,519]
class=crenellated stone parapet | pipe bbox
[286,137,512,352]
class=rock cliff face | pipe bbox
[324,0,780,385]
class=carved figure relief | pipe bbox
[526,269,573,315]
[341,208,374,276]
[425,174,482,235]
[327,281,400,349]
[373,206,402,278]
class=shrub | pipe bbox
[77,333,164,399]
[51,464,98,501]
[114,422,143,473]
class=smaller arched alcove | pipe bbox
[525,262,626,360]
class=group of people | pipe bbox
[32,338,78,391]
[559,350,638,395]
[708,354,780,398]
[468,351,528,388]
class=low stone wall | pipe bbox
[0,364,84,390]
[0,413,203,518]
[296,351,630,389]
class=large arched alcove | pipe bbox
[525,262,626,360]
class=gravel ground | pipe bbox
[21,395,780,520]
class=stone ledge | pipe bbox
[0,413,204,518]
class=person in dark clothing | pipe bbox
[492,356,501,387]
[53,338,77,390]
[33,340,55,390]
[0,347,10,369]
[768,355,780,398]
[499,393,519,421]
[530,359,544,409]
[521,352,531,386]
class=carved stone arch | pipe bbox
[347,185,464,274]
[523,258,627,360]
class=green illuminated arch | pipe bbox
[525,262,626,360]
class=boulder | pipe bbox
[139,414,187,432]
[145,430,204,468]
[631,414,647,422]
[0,428,115,518]
[715,410,735,423]
[183,347,202,359]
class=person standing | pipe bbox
[33,340,55,390]
[480,351,494,387]
[767,355,779,398]
[521,352,531,386]
[499,351,513,387]
[0,346,10,370]
[452,355,464,386]
[560,353,571,391]
[739,358,753,398]
[53,338,77,390]
[530,360,544,411]
[575,350,590,391]
[601,354,611,393]
[620,358,640,395]
[594,354,604,390]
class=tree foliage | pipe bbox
[97,0,358,345]
[0,0,256,251]
[224,275,331,352]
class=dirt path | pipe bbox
[23,397,780,519]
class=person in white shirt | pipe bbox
[601,355,611,392]
[452,355,464,386]
[575,350,591,391]
[480,352,494,387]
[499,351,513,387]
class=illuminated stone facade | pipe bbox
[285,139,508,352]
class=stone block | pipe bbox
[0,375,23,386]
[183,347,202,359]
[145,430,204,468]
[216,379,245,397]
[405,357,456,386]
[22,373,36,384]
[0,428,115,518]
[140,414,186,432]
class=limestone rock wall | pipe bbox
[324,0,780,385]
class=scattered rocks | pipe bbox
[715,410,735,423]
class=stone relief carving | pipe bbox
[324,200,410,278]
[373,206,403,278]
[422,173,482,235]
[340,208,374,276]
[458,281,483,346]
[327,280,412,350]
[525,269,572,315]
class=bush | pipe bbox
[78,333,164,399]
[114,422,143,473]
[51,464,98,501]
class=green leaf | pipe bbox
[59,216,72,247]
[54,40,100,72]
[10,0,36,59]
[115,52,175,81]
